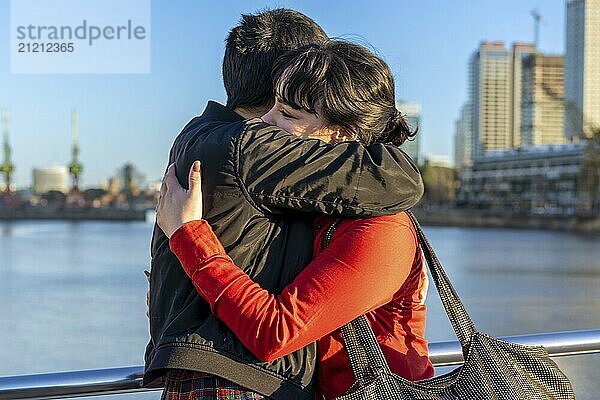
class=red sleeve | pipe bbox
[170,217,417,362]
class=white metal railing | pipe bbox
[1,329,599,399]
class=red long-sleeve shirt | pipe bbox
[169,212,434,399]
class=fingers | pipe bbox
[164,163,179,189]
[159,163,175,198]
[188,161,202,195]
[159,177,167,199]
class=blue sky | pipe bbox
[0,0,565,188]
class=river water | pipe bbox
[0,220,598,399]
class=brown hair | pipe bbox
[272,40,417,145]
[223,9,328,110]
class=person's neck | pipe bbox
[233,105,270,119]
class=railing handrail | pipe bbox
[1,329,599,399]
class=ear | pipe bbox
[331,127,356,143]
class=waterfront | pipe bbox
[0,220,599,399]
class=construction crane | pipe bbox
[68,109,83,192]
[531,9,542,48]
[0,108,15,193]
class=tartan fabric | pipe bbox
[161,369,269,400]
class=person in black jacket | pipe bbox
[144,9,423,400]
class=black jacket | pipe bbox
[144,101,423,399]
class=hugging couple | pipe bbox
[145,8,433,400]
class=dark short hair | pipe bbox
[223,9,328,110]
[272,40,417,146]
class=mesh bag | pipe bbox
[323,212,575,400]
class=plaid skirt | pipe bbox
[161,369,269,400]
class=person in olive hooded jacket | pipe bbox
[144,9,423,400]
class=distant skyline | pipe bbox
[0,0,565,187]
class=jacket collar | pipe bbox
[199,101,245,123]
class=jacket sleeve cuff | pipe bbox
[169,220,225,265]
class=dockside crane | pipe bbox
[68,109,83,192]
[0,108,15,193]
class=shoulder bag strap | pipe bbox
[405,210,477,350]
[326,212,479,384]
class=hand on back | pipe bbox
[156,161,204,238]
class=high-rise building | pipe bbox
[511,43,537,147]
[565,0,600,138]
[469,42,512,158]
[521,54,566,146]
[454,130,464,170]
[116,162,146,193]
[454,102,472,169]
[32,166,69,194]
[397,102,421,165]
[469,42,536,158]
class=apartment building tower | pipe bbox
[398,101,422,165]
[454,102,472,169]
[521,54,566,146]
[468,42,536,159]
[565,0,600,138]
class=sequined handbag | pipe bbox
[324,212,575,400]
